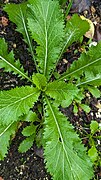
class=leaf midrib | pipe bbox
[1,91,37,109]
[46,97,72,172]
[76,75,101,86]
[19,5,39,72]
[46,97,92,179]
[0,56,32,83]
[59,57,101,81]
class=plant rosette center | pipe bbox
[32,73,47,91]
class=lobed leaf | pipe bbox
[59,42,101,82]
[0,38,32,82]
[0,86,40,125]
[45,81,79,106]
[18,134,35,153]
[77,72,101,87]
[44,97,94,180]
[88,86,101,98]
[22,124,36,137]
[21,111,38,122]
[27,0,64,79]
[0,122,18,160]
[3,2,36,67]
[58,14,90,60]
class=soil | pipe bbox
[0,0,101,180]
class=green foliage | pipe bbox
[22,124,36,136]
[3,2,36,67]
[87,120,100,164]
[19,122,37,153]
[32,73,47,90]
[0,38,30,80]
[60,42,101,81]
[46,81,79,106]
[27,0,64,79]
[0,86,40,125]
[0,122,18,160]
[0,0,101,179]
[44,98,93,180]
[88,86,101,98]
[58,14,90,61]
[88,146,98,163]
[21,111,38,122]
[80,104,91,113]
[90,120,99,135]
[18,134,35,153]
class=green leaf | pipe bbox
[88,86,101,98]
[45,81,79,106]
[73,104,78,114]
[22,124,36,136]
[0,86,40,125]
[74,91,85,104]
[0,38,32,82]
[59,42,101,81]
[88,146,98,163]
[4,2,28,40]
[58,14,89,60]
[3,2,36,67]
[18,134,35,153]
[90,120,99,134]
[21,111,38,122]
[0,122,18,160]
[44,97,94,180]
[77,72,101,87]
[27,0,64,79]
[32,73,47,90]
[80,104,91,113]
[65,14,89,47]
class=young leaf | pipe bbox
[45,81,79,105]
[88,86,101,98]
[18,134,35,153]
[44,97,94,180]
[21,111,38,122]
[90,120,99,135]
[80,104,91,113]
[22,124,36,137]
[0,122,18,160]
[73,104,78,114]
[88,146,98,163]
[0,86,40,125]
[27,0,64,79]
[32,73,47,90]
[3,2,36,67]
[59,42,101,81]
[0,38,32,82]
